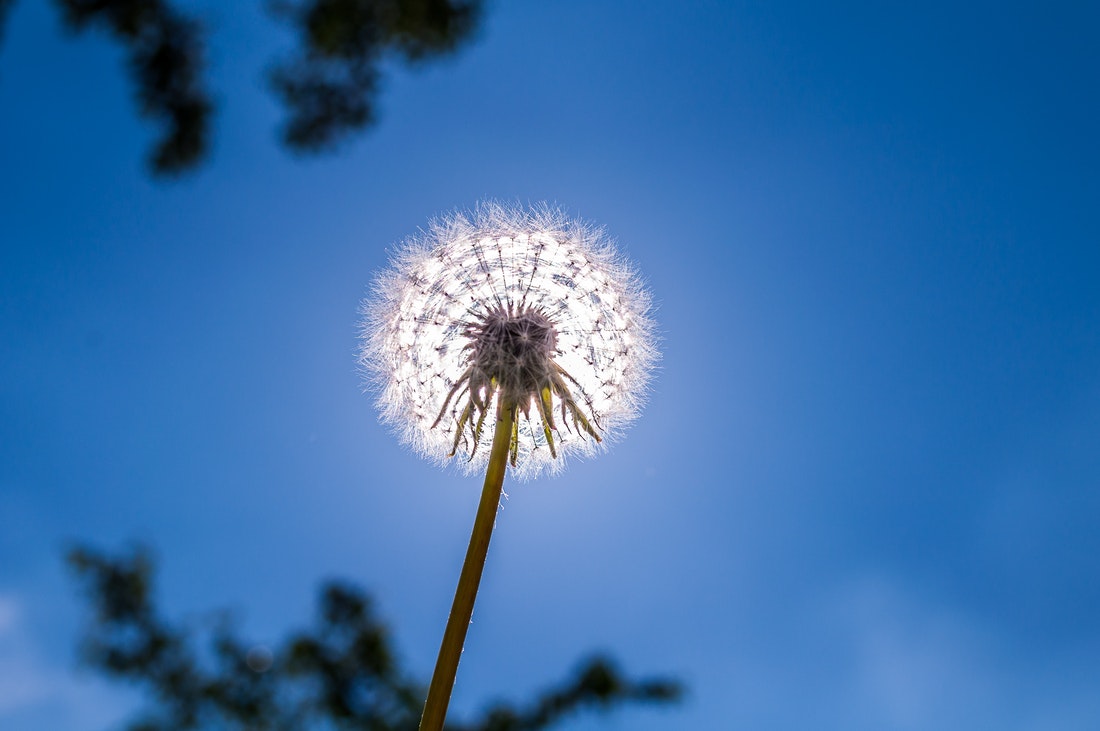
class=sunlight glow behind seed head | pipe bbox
[360,202,658,478]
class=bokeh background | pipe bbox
[3,1,1099,729]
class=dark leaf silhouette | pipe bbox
[0,1,483,174]
[69,545,682,731]
[268,0,482,152]
[0,0,14,44]
[53,0,213,175]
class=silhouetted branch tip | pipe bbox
[0,0,15,46]
[268,0,482,152]
[6,0,484,174]
[67,544,681,730]
[51,0,213,174]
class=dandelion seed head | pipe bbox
[361,201,657,479]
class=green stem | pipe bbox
[418,399,516,731]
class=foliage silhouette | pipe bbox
[268,0,481,152]
[54,0,213,174]
[0,0,482,175]
[69,545,682,731]
[0,0,14,43]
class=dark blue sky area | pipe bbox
[2,2,1099,729]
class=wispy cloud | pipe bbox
[0,595,51,713]
[0,596,19,636]
[0,593,132,729]
[824,576,1100,731]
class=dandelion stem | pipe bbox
[419,398,516,731]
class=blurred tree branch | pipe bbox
[54,0,213,175]
[268,0,481,152]
[0,0,14,44]
[0,0,482,175]
[68,545,682,731]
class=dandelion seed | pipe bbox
[358,201,657,731]
[361,201,656,479]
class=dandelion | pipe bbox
[359,201,656,731]
[364,201,656,478]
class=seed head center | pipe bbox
[469,307,557,400]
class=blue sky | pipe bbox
[2,1,1099,729]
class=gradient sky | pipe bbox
[2,2,1099,729]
